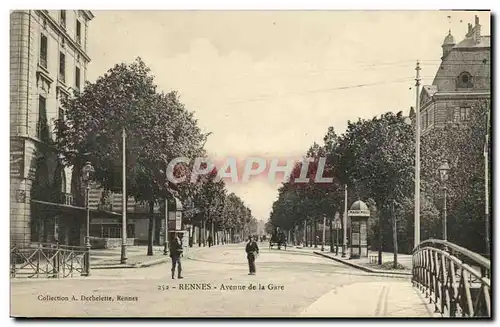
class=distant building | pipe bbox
[419,15,490,135]
[10,10,94,246]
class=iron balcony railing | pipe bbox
[412,239,491,318]
[60,192,74,206]
[10,243,89,278]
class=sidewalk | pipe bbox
[91,243,232,269]
[314,251,411,276]
[282,245,412,276]
[299,280,438,317]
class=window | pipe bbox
[453,107,460,122]
[75,66,80,90]
[453,107,470,122]
[457,71,473,89]
[60,10,66,28]
[59,52,65,83]
[37,95,47,139]
[76,20,81,45]
[460,107,471,121]
[39,34,48,68]
[94,224,135,238]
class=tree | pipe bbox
[269,128,344,248]
[55,58,206,254]
[421,100,490,253]
[336,112,414,267]
[193,169,226,245]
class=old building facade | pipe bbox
[419,15,490,135]
[10,10,94,246]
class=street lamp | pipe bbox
[82,161,94,276]
[335,219,340,255]
[321,216,326,251]
[438,160,450,243]
[342,184,347,258]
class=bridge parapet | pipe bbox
[412,239,491,318]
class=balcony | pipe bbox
[36,119,49,141]
[60,192,74,206]
[39,56,47,70]
[59,72,65,84]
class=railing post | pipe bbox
[36,243,41,278]
[83,241,90,276]
[10,248,16,278]
[440,253,447,315]
[52,244,60,278]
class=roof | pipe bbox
[454,36,491,49]
[349,200,369,211]
[443,31,456,46]
[423,85,438,96]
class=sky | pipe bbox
[85,10,490,221]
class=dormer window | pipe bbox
[457,71,473,89]
[60,10,66,29]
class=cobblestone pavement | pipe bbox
[10,245,427,318]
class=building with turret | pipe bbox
[419,15,490,135]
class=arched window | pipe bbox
[457,71,473,89]
[61,169,67,193]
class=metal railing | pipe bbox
[412,239,491,318]
[10,243,89,278]
[60,192,74,205]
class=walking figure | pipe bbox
[208,234,213,247]
[170,232,184,279]
[245,236,259,275]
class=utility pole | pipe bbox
[120,127,127,264]
[342,184,348,257]
[414,61,421,250]
[484,104,490,257]
[163,192,169,255]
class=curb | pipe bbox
[90,244,237,269]
[92,257,170,270]
[313,251,412,276]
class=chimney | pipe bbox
[474,15,481,44]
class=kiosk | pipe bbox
[161,196,183,255]
[348,200,370,258]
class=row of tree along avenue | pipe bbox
[55,58,257,254]
[268,103,490,266]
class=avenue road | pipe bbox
[10,244,429,317]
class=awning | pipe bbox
[31,200,122,218]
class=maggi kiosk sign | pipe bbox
[347,201,370,258]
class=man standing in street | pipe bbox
[170,232,184,279]
[245,236,259,275]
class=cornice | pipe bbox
[80,10,95,21]
[37,10,91,63]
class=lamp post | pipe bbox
[321,216,326,251]
[335,217,340,255]
[121,127,127,264]
[438,160,450,243]
[163,194,169,255]
[82,161,94,276]
[414,61,422,250]
[342,184,348,257]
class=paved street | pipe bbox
[10,244,433,318]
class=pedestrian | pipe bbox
[169,232,184,279]
[207,234,213,247]
[245,236,259,275]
